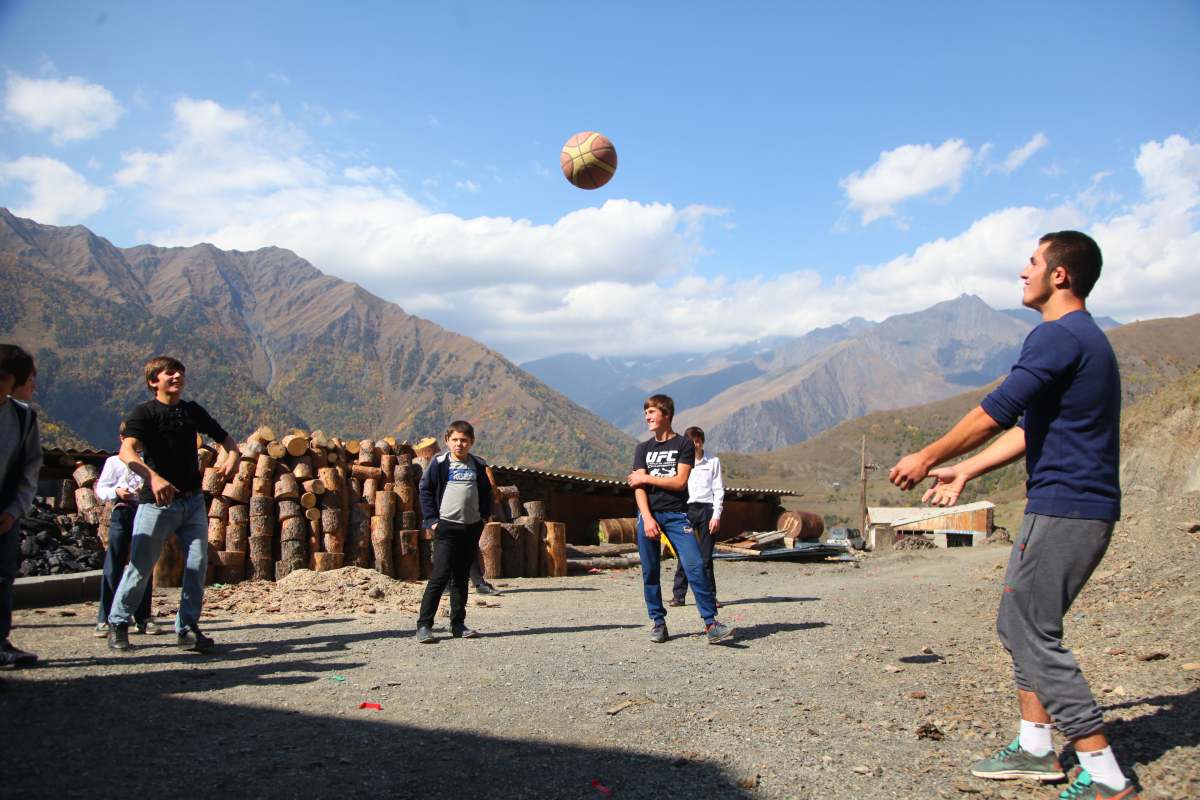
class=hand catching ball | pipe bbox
[561,132,617,189]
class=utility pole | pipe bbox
[859,435,867,536]
[859,435,878,542]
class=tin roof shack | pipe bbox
[866,501,994,550]
[489,464,796,546]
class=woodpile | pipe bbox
[168,428,571,586]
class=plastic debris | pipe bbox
[359,702,382,710]
[591,779,613,798]
[330,676,346,682]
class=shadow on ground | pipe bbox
[0,624,753,800]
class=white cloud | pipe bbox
[99,96,1200,361]
[0,155,111,223]
[841,139,974,225]
[4,74,125,145]
[344,165,384,182]
[999,132,1048,174]
[456,180,480,192]
[532,160,552,178]
[267,70,290,85]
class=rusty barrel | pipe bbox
[777,510,824,542]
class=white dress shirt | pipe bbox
[686,452,724,520]
[94,454,143,504]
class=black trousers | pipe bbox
[673,503,717,602]
[417,519,484,628]
[98,505,153,624]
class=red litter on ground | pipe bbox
[591,779,613,797]
[359,702,382,710]
[731,616,745,620]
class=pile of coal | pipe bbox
[17,500,105,577]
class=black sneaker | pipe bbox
[667,598,685,607]
[475,583,501,596]
[177,624,214,651]
[108,623,132,652]
[650,621,669,643]
[0,639,38,666]
[0,675,10,692]
[705,620,735,644]
[416,626,436,643]
[451,624,479,638]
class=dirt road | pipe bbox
[2,517,1196,799]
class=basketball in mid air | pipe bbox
[561,132,618,189]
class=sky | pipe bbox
[1,1,1198,363]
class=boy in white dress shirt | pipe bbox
[92,423,161,636]
[670,426,724,608]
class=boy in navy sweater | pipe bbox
[415,420,492,643]
[890,231,1132,800]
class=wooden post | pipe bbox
[249,496,273,518]
[281,434,309,457]
[479,522,503,579]
[207,518,227,550]
[72,463,100,488]
[395,529,419,581]
[274,472,300,499]
[485,466,506,522]
[500,523,525,579]
[307,515,322,556]
[208,496,230,520]
[346,502,372,569]
[543,521,567,578]
[59,478,78,513]
[226,522,249,553]
[371,516,394,577]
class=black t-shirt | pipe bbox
[124,399,229,503]
[632,434,696,514]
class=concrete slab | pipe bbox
[12,569,103,608]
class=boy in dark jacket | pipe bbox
[415,420,492,642]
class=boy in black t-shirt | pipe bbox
[105,357,240,652]
[629,394,734,645]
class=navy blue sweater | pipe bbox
[980,310,1121,521]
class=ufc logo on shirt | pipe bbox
[645,449,679,476]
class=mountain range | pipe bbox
[525,299,1124,453]
[0,209,636,473]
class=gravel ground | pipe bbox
[2,498,1196,800]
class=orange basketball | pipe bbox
[560,132,618,189]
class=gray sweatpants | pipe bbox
[996,512,1114,740]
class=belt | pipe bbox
[173,489,202,501]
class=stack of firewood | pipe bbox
[161,428,569,586]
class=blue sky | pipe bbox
[1,1,1198,361]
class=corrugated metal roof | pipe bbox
[866,501,994,527]
[490,463,798,499]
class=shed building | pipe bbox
[866,501,994,549]
[490,464,796,546]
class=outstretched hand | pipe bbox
[921,466,968,507]
[889,453,931,490]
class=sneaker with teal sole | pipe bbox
[969,737,1065,781]
[1056,769,1137,800]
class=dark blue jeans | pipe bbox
[637,510,718,625]
[673,503,716,603]
[98,505,153,625]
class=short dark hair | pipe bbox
[0,344,35,387]
[644,394,674,420]
[144,356,185,392]
[445,420,475,440]
[1039,231,1103,299]
[683,426,705,442]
